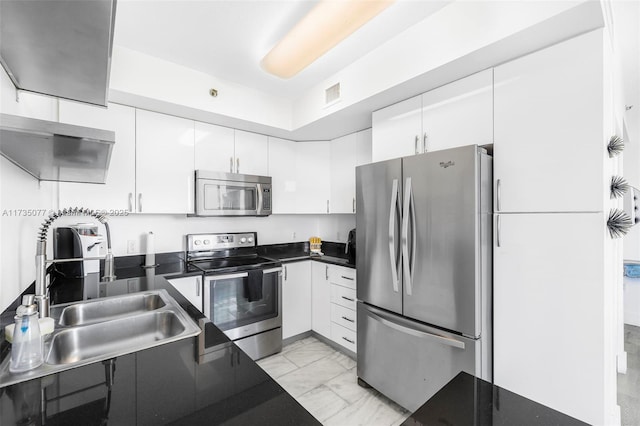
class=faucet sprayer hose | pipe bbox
[37,207,109,243]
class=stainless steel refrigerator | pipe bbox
[355,144,492,412]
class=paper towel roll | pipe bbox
[145,232,155,267]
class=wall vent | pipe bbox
[325,83,341,105]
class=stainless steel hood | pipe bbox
[0,114,115,184]
[0,0,117,106]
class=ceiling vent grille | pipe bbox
[325,83,341,105]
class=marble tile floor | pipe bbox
[618,324,640,426]
[257,336,410,425]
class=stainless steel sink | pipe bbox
[47,311,186,365]
[52,292,166,326]
[0,289,201,388]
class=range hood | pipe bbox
[0,0,116,106]
[0,114,115,184]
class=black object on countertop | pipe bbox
[402,371,588,426]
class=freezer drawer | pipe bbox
[357,302,481,412]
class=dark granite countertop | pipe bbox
[0,261,319,425]
[258,241,355,269]
[403,372,588,426]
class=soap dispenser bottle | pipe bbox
[10,295,43,373]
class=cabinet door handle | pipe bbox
[341,276,354,281]
[229,157,233,173]
[341,296,355,302]
[138,193,142,213]
[342,336,355,344]
[196,277,201,297]
[423,133,428,153]
[341,316,355,323]
[325,265,329,280]
[497,179,502,212]
[327,200,329,214]
[284,265,288,280]
[128,193,133,212]
[497,215,501,248]
[353,197,356,213]
[236,158,240,173]
[414,135,419,154]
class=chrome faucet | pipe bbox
[35,207,116,318]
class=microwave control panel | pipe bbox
[262,187,271,211]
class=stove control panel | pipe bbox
[187,232,257,252]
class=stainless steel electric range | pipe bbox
[186,232,282,360]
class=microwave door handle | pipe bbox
[256,183,263,215]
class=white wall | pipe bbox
[81,213,355,257]
[0,159,57,312]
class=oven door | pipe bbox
[196,178,259,216]
[203,267,282,340]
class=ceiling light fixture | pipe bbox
[261,0,396,79]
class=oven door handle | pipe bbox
[262,267,282,275]
[209,272,249,280]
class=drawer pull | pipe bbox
[342,336,355,344]
[341,296,355,302]
[340,276,354,281]
[341,316,355,323]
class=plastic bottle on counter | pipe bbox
[10,295,44,373]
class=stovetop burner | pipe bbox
[185,232,280,274]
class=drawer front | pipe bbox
[331,284,356,310]
[331,303,357,331]
[331,322,357,352]
[329,265,356,290]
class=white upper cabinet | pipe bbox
[268,137,298,214]
[193,126,268,176]
[194,122,235,173]
[372,95,422,162]
[135,109,195,214]
[234,130,269,176]
[421,69,493,152]
[58,102,136,212]
[330,133,357,214]
[295,141,331,214]
[356,128,372,167]
[494,30,606,213]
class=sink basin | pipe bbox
[0,289,202,388]
[47,311,186,365]
[53,292,166,326]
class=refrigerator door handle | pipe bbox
[367,308,465,350]
[388,178,400,292]
[402,177,413,296]
[409,180,417,287]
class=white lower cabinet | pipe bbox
[311,262,331,338]
[325,264,358,353]
[282,261,312,339]
[167,275,203,312]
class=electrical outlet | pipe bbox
[127,240,136,254]
[292,232,296,240]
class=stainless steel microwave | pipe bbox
[194,170,272,216]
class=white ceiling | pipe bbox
[113,0,449,100]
